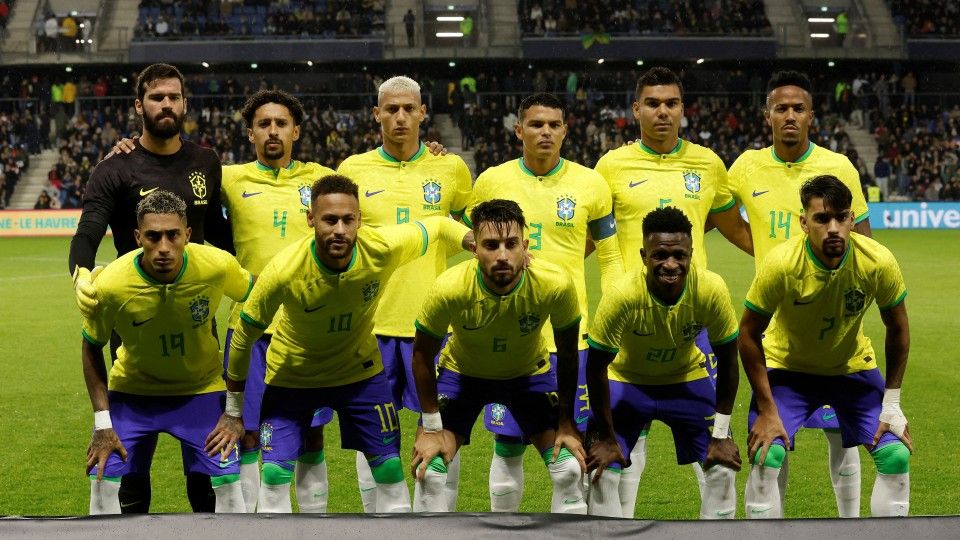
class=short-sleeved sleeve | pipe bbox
[414,275,453,341]
[549,273,582,332]
[237,256,284,333]
[703,273,739,345]
[449,158,473,217]
[744,253,784,317]
[875,249,907,310]
[587,283,631,353]
[462,172,492,227]
[710,158,736,212]
[217,249,254,303]
[837,160,870,224]
[82,306,113,348]
[379,221,432,267]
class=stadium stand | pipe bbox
[0,109,32,209]
[888,0,960,37]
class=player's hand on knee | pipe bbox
[873,421,914,453]
[552,420,587,473]
[108,136,138,157]
[411,428,446,481]
[204,413,244,459]
[585,435,624,483]
[426,140,448,156]
[86,428,127,482]
[705,437,742,472]
[72,265,103,319]
[747,412,789,466]
[875,389,913,452]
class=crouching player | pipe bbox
[82,190,252,514]
[410,199,588,514]
[585,207,742,518]
[741,175,912,518]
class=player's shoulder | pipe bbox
[421,148,469,169]
[337,149,378,170]
[595,144,634,170]
[298,160,337,177]
[563,158,605,182]
[220,161,254,186]
[680,139,724,166]
[435,258,476,289]
[851,232,897,266]
[266,235,313,274]
[810,144,856,169]
[186,242,236,268]
[475,159,517,184]
[526,258,569,288]
[98,250,140,290]
[762,234,805,270]
[691,266,730,296]
[729,147,768,172]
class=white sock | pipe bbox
[871,472,909,516]
[587,469,622,517]
[213,478,246,513]
[444,452,461,511]
[618,435,647,518]
[375,480,412,513]
[239,453,260,513]
[89,478,121,515]
[745,464,782,519]
[825,430,861,518]
[692,461,706,499]
[489,454,525,512]
[548,455,587,514]
[700,465,736,519]
[295,457,329,513]
[356,451,377,513]
[258,481,293,513]
[777,451,790,508]
[413,467,448,512]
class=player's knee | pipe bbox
[298,450,326,465]
[369,456,405,484]
[240,431,259,451]
[494,441,527,458]
[261,461,294,485]
[210,473,240,487]
[752,444,786,469]
[544,448,581,487]
[871,442,910,475]
[704,463,737,484]
[421,456,448,493]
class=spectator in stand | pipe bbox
[35,189,58,209]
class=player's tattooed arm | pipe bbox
[82,340,127,480]
[205,413,244,459]
[740,309,789,465]
[584,346,625,482]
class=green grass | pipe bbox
[0,230,957,517]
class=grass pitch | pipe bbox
[0,229,957,517]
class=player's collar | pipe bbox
[648,276,688,307]
[476,264,525,297]
[134,248,189,285]
[255,160,296,176]
[518,157,564,177]
[771,142,815,164]
[804,237,850,271]
[638,138,682,156]
[378,142,426,164]
[311,238,357,275]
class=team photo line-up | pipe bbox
[70,62,911,518]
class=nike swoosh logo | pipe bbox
[383,435,398,445]
[242,191,262,198]
[562,497,583,505]
[365,189,385,197]
[839,470,857,477]
[716,509,735,517]
[823,413,837,421]
[120,501,142,509]
[491,489,516,496]
[750,507,771,515]
[752,190,769,197]
[218,458,239,469]
[575,415,590,424]
[632,330,654,336]
[628,180,649,188]
[462,324,484,331]
[793,299,814,305]
[304,304,326,313]
[132,318,153,327]
[139,187,159,196]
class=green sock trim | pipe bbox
[210,473,240,487]
[751,444,786,469]
[88,475,122,483]
[298,450,326,465]
[240,449,260,465]
[370,456,405,484]
[541,447,574,466]
[494,441,527,458]
[872,442,910,474]
[427,455,448,474]
[261,462,294,485]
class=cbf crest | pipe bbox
[490,403,507,423]
[682,321,704,341]
[844,287,866,315]
[422,179,442,205]
[259,422,274,451]
[518,312,541,335]
[298,184,311,207]
[188,171,207,199]
[683,171,701,194]
[556,196,576,221]
[189,295,210,327]
[362,280,381,302]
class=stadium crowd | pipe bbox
[134,0,385,39]
[888,0,960,37]
[0,109,33,209]
[518,0,771,36]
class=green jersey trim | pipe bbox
[771,142,815,164]
[587,337,619,354]
[744,300,773,317]
[879,290,908,311]
[414,320,445,341]
[710,330,739,346]
[255,160,296,176]
[710,198,737,213]
[855,211,871,224]
[414,221,429,256]
[239,311,268,330]
[450,207,466,218]
[650,280,687,307]
[518,157,564,177]
[134,249,188,285]
[239,273,254,303]
[311,238,357,274]
[553,315,582,333]
[639,139,682,155]
[81,329,107,347]
[476,265,526,297]
[378,142,426,163]
[804,238,850,271]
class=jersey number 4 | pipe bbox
[273,210,288,238]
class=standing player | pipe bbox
[584,207,741,519]
[224,175,471,513]
[409,199,587,514]
[740,176,911,518]
[464,92,623,512]
[219,90,337,513]
[593,66,752,517]
[728,71,872,517]
[69,63,232,513]
[83,191,250,514]
[337,75,472,512]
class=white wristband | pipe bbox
[879,388,907,438]
[94,410,112,430]
[422,411,443,432]
[882,388,901,405]
[225,390,244,418]
[712,413,731,439]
